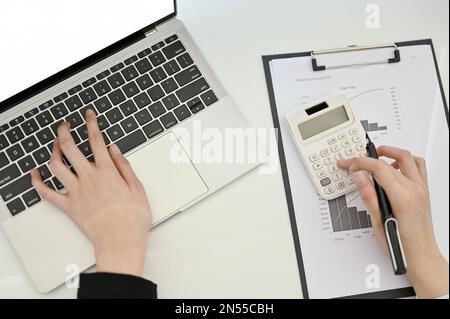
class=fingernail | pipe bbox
[110,144,122,155]
[353,171,367,188]
[86,108,95,116]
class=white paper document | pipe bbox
[268,44,449,298]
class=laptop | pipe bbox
[0,0,258,292]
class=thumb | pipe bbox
[109,144,140,188]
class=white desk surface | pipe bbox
[1,0,448,298]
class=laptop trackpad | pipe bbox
[127,133,208,225]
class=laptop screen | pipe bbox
[0,0,175,104]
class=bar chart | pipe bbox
[327,195,372,232]
[360,120,388,132]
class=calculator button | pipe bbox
[317,170,327,179]
[320,178,332,187]
[342,170,350,177]
[338,134,347,140]
[324,186,335,195]
[352,135,363,143]
[331,144,341,153]
[309,154,320,163]
[320,149,331,158]
[313,162,324,171]
[356,143,366,151]
[324,156,334,166]
[349,128,358,136]
[328,138,338,145]
[347,176,355,185]
[345,148,355,156]
[328,165,338,174]
[336,181,346,190]
[332,173,342,182]
[335,152,345,161]
[341,140,351,148]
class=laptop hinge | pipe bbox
[145,28,157,37]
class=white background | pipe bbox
[0,0,448,298]
[0,0,174,102]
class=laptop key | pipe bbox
[0,135,9,150]
[78,141,92,157]
[149,52,166,67]
[0,124,9,133]
[77,125,89,141]
[45,180,56,191]
[51,120,64,136]
[177,53,194,68]
[176,78,210,103]
[107,72,126,89]
[21,119,40,135]
[149,67,168,83]
[135,109,153,126]
[54,92,68,103]
[106,125,125,142]
[143,121,164,139]
[123,82,140,98]
[64,95,83,112]
[97,115,110,131]
[21,136,40,153]
[162,41,186,60]
[110,62,125,73]
[66,112,84,129]
[22,189,41,208]
[7,198,26,216]
[136,74,154,91]
[163,60,181,76]
[71,131,81,145]
[25,108,39,119]
[39,100,54,111]
[96,70,111,80]
[6,127,25,144]
[120,100,138,117]
[173,105,191,122]
[135,58,153,74]
[0,173,32,202]
[50,103,69,120]
[120,117,139,134]
[161,78,179,94]
[148,101,166,118]
[80,87,98,104]
[82,77,97,88]
[201,90,219,106]
[134,92,151,109]
[52,177,64,191]
[0,164,21,188]
[175,66,202,87]
[38,165,52,181]
[36,110,55,127]
[160,113,178,129]
[9,116,25,128]
[115,130,147,154]
[93,80,112,97]
[32,147,51,165]
[162,94,180,110]
[18,155,37,173]
[36,128,54,145]
[0,153,9,169]
[68,85,83,96]
[151,41,165,51]
[106,107,124,125]
[81,104,98,118]
[121,65,139,81]
[165,35,179,44]
[138,48,152,59]
[108,89,126,106]
[124,55,138,65]
[94,96,113,113]
[187,97,206,114]
[147,85,165,102]
[6,144,25,161]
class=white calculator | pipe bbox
[287,95,367,200]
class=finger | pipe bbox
[31,169,67,209]
[338,157,401,194]
[414,156,428,183]
[377,146,422,183]
[85,109,111,165]
[109,144,141,188]
[49,139,78,190]
[57,122,92,174]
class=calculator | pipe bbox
[286,96,367,200]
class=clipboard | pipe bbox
[263,39,449,299]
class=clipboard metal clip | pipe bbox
[311,43,401,71]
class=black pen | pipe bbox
[365,133,407,275]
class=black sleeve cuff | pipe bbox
[77,273,157,299]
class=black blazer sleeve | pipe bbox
[78,273,157,299]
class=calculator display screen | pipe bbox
[298,106,349,140]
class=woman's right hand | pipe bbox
[338,146,449,299]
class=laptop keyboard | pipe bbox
[0,34,219,217]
